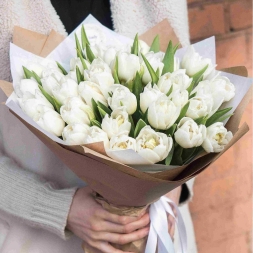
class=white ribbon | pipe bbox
[145,196,187,253]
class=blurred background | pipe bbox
[187,0,252,252]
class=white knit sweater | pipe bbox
[0,0,189,81]
[0,0,192,251]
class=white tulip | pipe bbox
[148,95,181,130]
[18,90,54,118]
[89,72,114,91]
[24,62,46,77]
[140,83,163,113]
[41,68,64,81]
[70,57,89,73]
[157,69,192,94]
[79,81,107,107]
[108,84,137,115]
[181,46,216,79]
[84,58,111,78]
[138,40,150,54]
[141,52,164,84]
[16,79,39,97]
[101,107,131,139]
[60,96,94,125]
[41,75,60,96]
[109,133,136,151]
[136,126,173,164]
[103,47,118,66]
[209,76,235,102]
[202,122,233,153]
[33,105,65,136]
[174,117,206,148]
[169,89,189,108]
[84,126,110,149]
[62,123,90,145]
[116,52,140,82]
[52,78,78,105]
[186,96,213,119]
[66,70,78,83]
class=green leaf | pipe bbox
[98,106,107,119]
[81,24,90,49]
[77,49,88,70]
[217,113,233,123]
[38,85,62,113]
[176,102,190,124]
[75,33,83,58]
[76,66,84,84]
[206,107,233,127]
[162,40,174,75]
[186,79,195,94]
[171,144,183,166]
[22,66,33,79]
[97,101,111,115]
[155,68,160,77]
[56,62,68,75]
[189,92,196,99]
[183,146,203,165]
[52,97,62,113]
[194,115,208,125]
[166,85,173,97]
[165,144,175,165]
[131,34,139,55]
[182,147,197,163]
[165,124,177,137]
[132,72,143,108]
[149,35,160,53]
[91,98,102,123]
[112,56,120,83]
[192,64,208,83]
[141,53,158,85]
[108,92,113,97]
[129,115,135,138]
[32,71,42,85]
[173,43,180,54]
[90,119,101,128]
[86,44,96,63]
[134,119,147,138]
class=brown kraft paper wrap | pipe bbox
[0,20,251,253]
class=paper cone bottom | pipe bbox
[82,192,150,253]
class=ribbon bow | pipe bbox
[145,196,187,253]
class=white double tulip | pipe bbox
[174,117,206,148]
[168,89,189,109]
[79,81,107,107]
[33,105,65,137]
[116,52,141,83]
[51,78,78,105]
[109,133,136,151]
[16,79,39,97]
[148,95,181,130]
[60,96,94,125]
[138,40,150,55]
[62,123,90,145]
[157,69,192,94]
[140,83,163,113]
[181,46,215,79]
[18,90,54,118]
[103,47,118,66]
[101,107,131,139]
[108,84,137,115]
[202,122,233,153]
[84,126,110,149]
[141,52,164,84]
[186,96,213,119]
[136,126,173,164]
[41,75,60,96]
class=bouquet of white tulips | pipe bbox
[13,24,237,168]
[3,16,252,253]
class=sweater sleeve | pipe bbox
[0,152,77,240]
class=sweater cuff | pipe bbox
[31,184,77,239]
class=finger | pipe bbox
[97,209,143,225]
[96,213,150,233]
[83,240,135,253]
[88,226,150,245]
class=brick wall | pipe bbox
[187,1,253,253]
[188,0,252,75]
